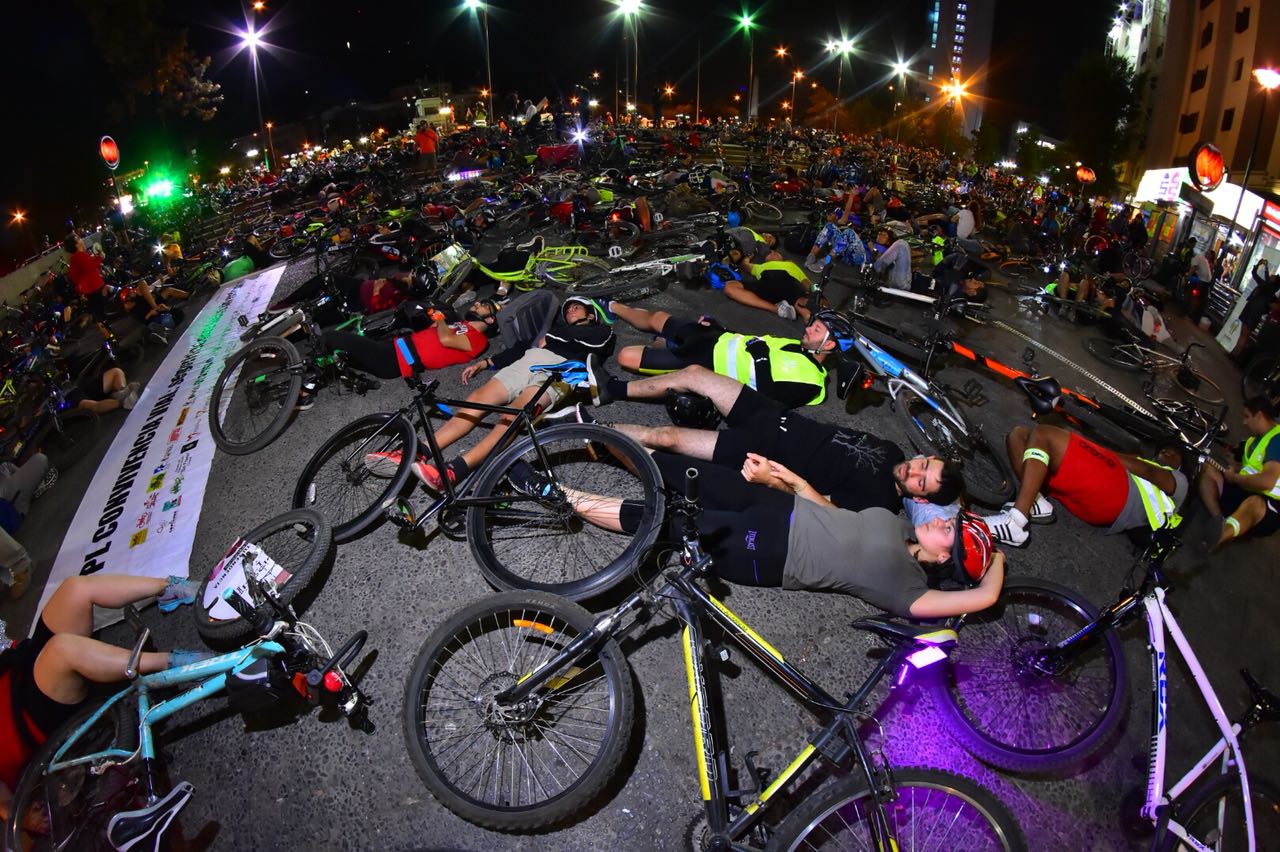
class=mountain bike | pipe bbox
[402,467,1027,849]
[3,533,373,852]
[1085,333,1224,406]
[292,363,664,600]
[545,249,709,300]
[1241,351,1280,405]
[936,518,1280,848]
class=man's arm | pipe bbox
[908,552,1005,618]
[1225,460,1280,495]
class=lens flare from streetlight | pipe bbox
[252,0,265,10]
[240,28,262,50]
[246,148,260,158]
[893,61,910,76]
[11,211,25,224]
[1255,68,1280,90]
[794,69,804,80]
[464,0,483,8]
[781,101,790,110]
[738,12,754,30]
[219,166,231,175]
[617,0,642,16]
[664,85,674,96]
[588,99,599,107]
[776,46,787,58]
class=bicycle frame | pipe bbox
[850,328,971,437]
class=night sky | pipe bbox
[0,0,1115,270]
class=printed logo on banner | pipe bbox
[148,473,165,493]
[181,440,199,454]
[169,428,182,443]
[163,496,182,512]
[143,493,158,510]
[130,529,148,548]
[176,407,189,426]
[135,512,151,529]
[170,476,183,495]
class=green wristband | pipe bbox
[1023,448,1050,466]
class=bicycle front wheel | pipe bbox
[894,390,1015,508]
[6,700,143,852]
[768,768,1027,852]
[402,591,635,832]
[743,199,783,225]
[1173,366,1225,406]
[936,577,1128,774]
[209,336,303,455]
[292,413,419,543]
[466,423,664,601]
[1242,353,1280,402]
[194,508,333,644]
[1162,772,1280,851]
[1085,337,1145,371]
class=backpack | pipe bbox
[784,221,819,255]
[497,289,558,351]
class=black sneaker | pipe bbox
[506,460,556,499]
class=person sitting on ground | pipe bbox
[804,197,868,273]
[725,256,813,321]
[65,362,140,414]
[320,299,496,381]
[0,453,57,600]
[563,365,963,514]
[368,295,614,489]
[980,423,1189,547]
[1047,265,1116,314]
[507,448,1004,619]
[871,226,913,290]
[1186,395,1280,555]
[908,251,989,304]
[593,302,845,408]
[0,573,212,825]
[723,226,779,264]
[121,280,184,345]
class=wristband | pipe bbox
[1023,448,1050,466]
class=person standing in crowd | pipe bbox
[1231,260,1280,361]
[62,235,111,338]
[414,122,439,175]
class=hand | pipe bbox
[765,458,807,494]
[461,361,487,385]
[740,452,773,485]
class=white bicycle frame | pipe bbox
[1141,586,1255,851]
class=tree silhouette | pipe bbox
[1062,52,1139,192]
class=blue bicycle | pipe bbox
[4,534,372,852]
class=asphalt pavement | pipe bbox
[4,243,1278,852]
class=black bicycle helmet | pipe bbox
[665,391,722,429]
[808,309,856,352]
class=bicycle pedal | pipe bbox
[385,499,416,529]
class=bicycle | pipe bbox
[1241,350,1280,405]
[1085,332,1225,406]
[292,363,665,600]
[401,467,1028,849]
[3,515,373,852]
[544,248,710,300]
[934,517,1280,848]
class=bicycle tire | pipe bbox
[1173,366,1225,406]
[743,199,783,225]
[1242,353,1280,402]
[1085,337,1145,371]
[466,423,665,601]
[6,699,143,852]
[894,389,1015,508]
[193,508,333,644]
[767,767,1028,852]
[999,259,1039,279]
[402,591,635,832]
[268,236,308,259]
[554,268,665,301]
[209,336,303,455]
[292,413,418,543]
[1160,772,1280,851]
[936,576,1127,774]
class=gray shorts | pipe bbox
[1109,469,1189,533]
[492,348,570,410]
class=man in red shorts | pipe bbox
[981,423,1188,546]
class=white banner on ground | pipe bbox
[36,266,284,626]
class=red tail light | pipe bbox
[323,671,344,692]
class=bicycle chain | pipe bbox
[989,319,1157,419]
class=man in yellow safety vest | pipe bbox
[1190,395,1280,553]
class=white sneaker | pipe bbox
[1004,495,1055,524]
[983,508,1029,547]
[805,257,825,274]
[776,301,797,320]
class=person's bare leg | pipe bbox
[458,385,542,470]
[722,281,779,314]
[102,368,127,395]
[1197,465,1225,516]
[559,487,625,531]
[1218,495,1266,547]
[34,634,172,705]
[618,365,744,413]
[41,574,168,637]
[1007,424,1068,518]
[79,398,122,415]
[429,377,510,453]
[612,423,719,460]
[608,302,671,335]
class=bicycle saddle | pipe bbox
[851,616,957,646]
[106,781,194,852]
[528,360,585,377]
[1014,375,1062,416]
[1241,669,1280,722]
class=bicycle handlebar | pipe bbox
[308,630,369,688]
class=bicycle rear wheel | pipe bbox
[767,768,1027,852]
[402,591,635,832]
[6,700,143,852]
[466,423,664,601]
[554,268,664,301]
[894,389,1015,508]
[1242,353,1280,402]
[1173,365,1224,406]
[209,336,303,455]
[1162,772,1280,851]
[743,199,783,225]
[194,508,333,644]
[935,577,1127,774]
[292,413,418,543]
[1085,337,1145,371]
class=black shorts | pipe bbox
[1220,483,1280,537]
[83,288,109,322]
[710,387,830,471]
[11,618,83,739]
[744,270,806,305]
[636,318,719,373]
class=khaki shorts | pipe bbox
[492,348,571,410]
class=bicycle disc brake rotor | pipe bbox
[476,672,540,732]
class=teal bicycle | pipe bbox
[4,511,373,852]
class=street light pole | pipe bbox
[826,40,853,133]
[464,1,495,122]
[265,121,277,172]
[1226,68,1280,249]
[790,69,802,125]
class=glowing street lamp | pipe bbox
[1226,67,1280,246]
[463,0,495,126]
[10,211,25,224]
[615,1,643,120]
[775,45,787,58]
[737,11,757,123]
[664,85,674,97]
[245,148,260,159]
[237,26,270,170]
[826,38,855,132]
[789,68,803,124]
[219,166,231,175]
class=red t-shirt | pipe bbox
[67,251,105,295]
[409,323,488,370]
[415,127,439,154]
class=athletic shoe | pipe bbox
[506,460,555,499]
[121,390,140,411]
[158,575,201,613]
[418,460,460,490]
[1003,495,1054,524]
[585,354,614,407]
[805,256,826,274]
[592,298,617,325]
[294,391,315,411]
[983,508,1029,547]
[540,402,596,425]
[363,450,441,487]
[776,301,797,320]
[147,329,169,346]
[33,466,58,500]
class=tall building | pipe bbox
[1108,0,1280,193]
[922,0,994,140]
